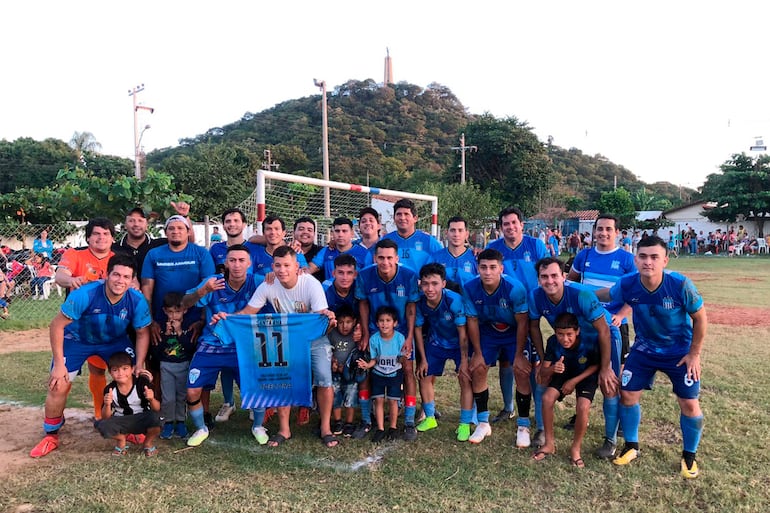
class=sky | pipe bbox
[3,1,770,191]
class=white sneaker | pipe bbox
[187,427,209,447]
[468,422,492,444]
[215,403,236,422]
[251,426,269,445]
[516,426,531,448]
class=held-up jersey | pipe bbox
[609,271,703,356]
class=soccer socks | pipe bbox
[89,372,107,419]
[603,395,620,443]
[619,403,641,443]
[681,414,704,454]
[474,389,490,423]
[404,395,417,425]
[533,383,545,431]
[459,409,474,425]
[251,408,266,429]
[423,401,435,419]
[220,368,235,406]
[43,416,64,435]
[515,391,531,423]
[189,406,206,430]
[359,390,371,425]
[500,366,515,412]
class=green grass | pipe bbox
[0,295,63,331]
[1,258,769,513]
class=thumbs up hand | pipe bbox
[554,355,565,374]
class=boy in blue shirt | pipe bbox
[597,235,707,478]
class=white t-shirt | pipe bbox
[248,273,328,313]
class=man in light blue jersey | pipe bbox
[181,245,264,447]
[529,257,620,458]
[596,236,707,479]
[30,255,152,458]
[414,263,472,439]
[355,238,420,440]
[430,216,478,287]
[462,249,528,445]
[382,198,442,275]
[248,216,308,278]
[486,206,548,446]
[308,217,371,280]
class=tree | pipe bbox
[416,181,501,231]
[69,131,102,154]
[701,153,770,237]
[595,187,636,228]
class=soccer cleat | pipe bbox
[612,447,639,466]
[342,423,356,437]
[175,422,188,438]
[215,403,236,422]
[187,427,210,447]
[30,435,59,458]
[416,416,438,432]
[252,426,269,445]
[680,458,699,479]
[595,438,617,460]
[332,419,344,435]
[516,426,531,448]
[160,422,175,440]
[490,409,515,424]
[456,423,471,442]
[469,422,492,444]
[403,424,418,441]
[532,429,546,448]
[351,422,372,440]
[204,412,215,430]
[386,427,399,441]
[371,429,386,443]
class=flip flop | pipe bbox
[531,450,555,462]
[570,457,585,468]
[267,433,291,447]
[321,433,339,448]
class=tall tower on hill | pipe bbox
[384,48,394,85]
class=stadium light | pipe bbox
[314,79,330,217]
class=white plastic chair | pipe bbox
[758,238,768,254]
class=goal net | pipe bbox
[236,170,439,244]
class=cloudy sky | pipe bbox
[3,1,768,189]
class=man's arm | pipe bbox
[403,302,416,354]
[358,299,370,350]
[414,326,427,378]
[593,317,619,395]
[181,276,225,310]
[133,325,151,374]
[140,277,162,343]
[512,312,532,376]
[466,316,485,371]
[566,268,581,282]
[677,307,707,382]
[529,318,545,361]
[54,267,85,290]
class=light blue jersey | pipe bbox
[312,244,371,278]
[429,247,478,286]
[370,331,406,378]
[382,230,443,274]
[609,271,703,356]
[415,289,467,350]
[486,235,548,293]
[571,246,635,316]
[355,264,419,337]
[250,245,308,277]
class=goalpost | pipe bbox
[237,169,439,243]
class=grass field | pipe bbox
[1,256,769,513]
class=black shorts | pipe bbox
[548,373,598,402]
[370,370,403,400]
[96,411,162,438]
[619,323,630,363]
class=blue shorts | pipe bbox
[332,374,358,409]
[425,344,462,376]
[474,338,538,367]
[621,349,700,399]
[187,351,240,390]
[310,337,333,388]
[59,339,136,379]
[371,370,403,400]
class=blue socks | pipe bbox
[190,407,206,430]
[681,414,704,453]
[603,395,620,443]
[251,408,266,429]
[500,366,514,412]
[459,409,474,425]
[619,403,641,443]
[533,383,545,431]
[220,369,235,405]
[423,401,435,418]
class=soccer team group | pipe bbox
[28,199,707,479]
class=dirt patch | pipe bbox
[0,328,49,354]
[684,272,715,281]
[705,303,770,327]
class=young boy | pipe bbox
[157,292,196,439]
[532,313,599,468]
[329,304,359,437]
[96,351,162,456]
[358,306,405,443]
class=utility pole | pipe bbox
[128,84,154,180]
[451,133,477,184]
[314,79,330,217]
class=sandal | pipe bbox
[112,446,128,457]
[143,446,158,458]
[570,456,585,468]
[321,433,339,448]
[531,450,555,462]
[267,433,291,447]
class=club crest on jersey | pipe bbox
[463,262,472,273]
[415,241,423,252]
[119,308,128,320]
[188,368,201,384]
[611,260,620,270]
[578,356,587,365]
[498,298,508,309]
[662,296,675,310]
[621,369,632,387]
[523,251,532,262]
[397,285,405,297]
[444,312,452,321]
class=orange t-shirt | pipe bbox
[58,248,114,287]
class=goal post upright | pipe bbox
[256,169,439,238]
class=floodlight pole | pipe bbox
[314,79,331,217]
[451,133,478,184]
[129,84,154,180]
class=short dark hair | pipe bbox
[334,303,357,321]
[263,215,285,231]
[293,216,316,231]
[498,206,523,226]
[108,351,133,369]
[596,214,620,230]
[393,198,417,216]
[637,235,667,251]
[334,254,357,269]
[227,243,251,255]
[332,217,354,229]
[273,245,296,259]
[107,254,137,276]
[477,248,503,264]
[535,257,564,275]
[86,217,115,238]
[163,291,184,309]
[375,305,399,322]
[554,312,580,331]
[374,238,399,254]
[358,207,380,221]
[446,216,467,229]
[221,208,247,224]
[419,262,446,281]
